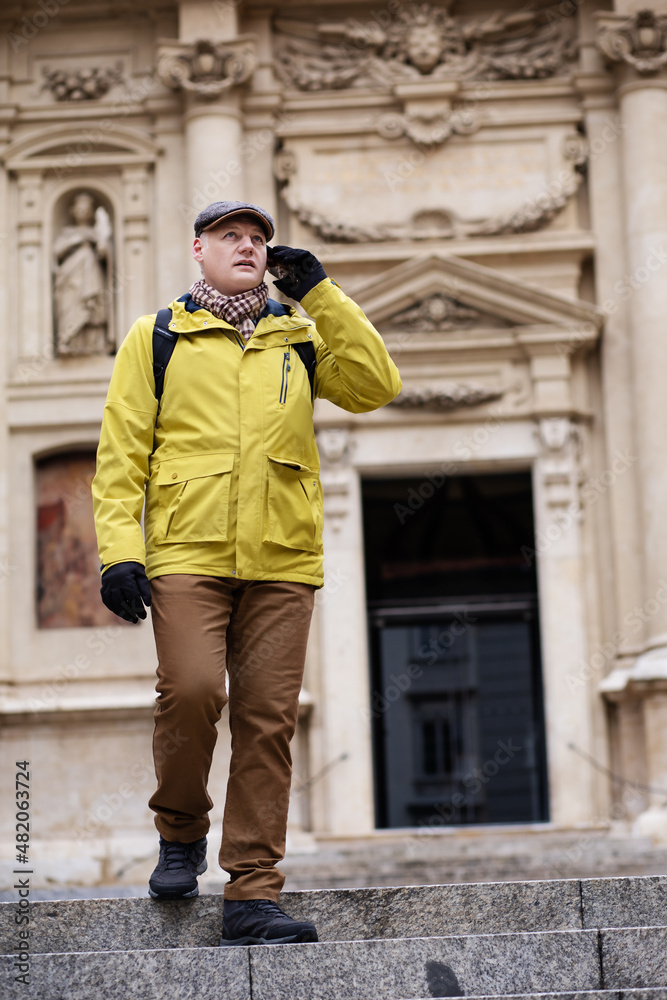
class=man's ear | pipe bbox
[192,237,204,263]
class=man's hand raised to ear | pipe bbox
[267,245,327,302]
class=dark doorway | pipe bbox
[362,471,548,829]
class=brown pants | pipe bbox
[148,574,315,901]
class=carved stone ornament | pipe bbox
[536,417,581,514]
[317,429,352,533]
[157,38,257,99]
[376,108,478,147]
[274,3,578,92]
[318,428,351,465]
[597,10,667,75]
[283,158,584,244]
[539,417,573,453]
[42,63,123,101]
[273,148,298,183]
[390,384,504,411]
[387,294,509,332]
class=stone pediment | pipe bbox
[387,293,511,333]
[2,125,161,170]
[349,253,603,336]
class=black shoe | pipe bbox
[148,836,207,899]
[219,898,319,946]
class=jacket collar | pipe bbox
[167,292,309,336]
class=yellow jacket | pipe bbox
[92,278,401,587]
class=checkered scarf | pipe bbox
[189,278,269,340]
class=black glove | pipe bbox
[100,561,152,624]
[267,245,327,301]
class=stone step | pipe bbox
[278,829,667,892]
[1,875,664,956]
[401,994,667,1000]
[3,926,667,1000]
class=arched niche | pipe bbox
[2,124,159,365]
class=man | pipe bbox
[92,200,401,945]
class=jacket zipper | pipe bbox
[279,352,291,404]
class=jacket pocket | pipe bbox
[264,456,323,552]
[153,453,235,543]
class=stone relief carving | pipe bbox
[273,148,298,183]
[390,384,504,411]
[376,107,478,148]
[281,128,586,243]
[596,10,667,75]
[317,429,353,533]
[52,193,114,357]
[157,38,257,99]
[284,164,583,244]
[536,417,582,514]
[386,293,510,332]
[42,63,123,101]
[275,3,578,91]
[472,168,581,237]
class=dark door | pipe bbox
[362,472,548,828]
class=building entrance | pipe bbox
[362,471,548,829]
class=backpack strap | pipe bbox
[152,307,177,408]
[292,341,317,401]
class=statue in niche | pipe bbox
[52,192,114,356]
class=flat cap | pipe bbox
[194,200,275,241]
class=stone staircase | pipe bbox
[1,875,666,999]
[278,827,667,890]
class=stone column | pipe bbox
[596,7,667,839]
[314,427,375,836]
[242,9,282,218]
[151,113,190,305]
[157,1,257,260]
[17,172,45,363]
[531,415,597,825]
[574,36,644,670]
[121,166,152,330]
[0,138,10,682]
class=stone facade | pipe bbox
[1,0,667,890]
